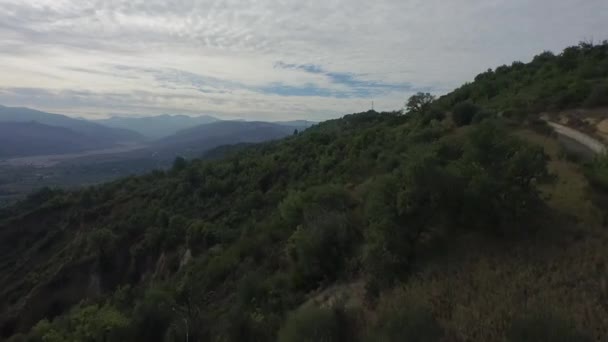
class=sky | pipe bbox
[0,0,606,121]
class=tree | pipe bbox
[405,92,435,115]
[286,212,353,288]
[452,102,480,126]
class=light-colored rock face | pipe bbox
[598,119,608,135]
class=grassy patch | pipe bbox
[515,129,603,225]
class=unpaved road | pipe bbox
[547,122,607,155]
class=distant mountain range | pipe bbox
[96,115,317,139]
[0,122,107,158]
[0,104,316,161]
[152,120,304,158]
[96,114,220,139]
[0,105,143,143]
[274,120,317,128]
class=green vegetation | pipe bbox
[507,310,592,342]
[438,41,608,116]
[585,154,608,191]
[1,42,607,341]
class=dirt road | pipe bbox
[547,122,607,155]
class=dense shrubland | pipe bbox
[1,42,608,341]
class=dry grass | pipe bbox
[301,129,608,341]
[397,129,608,341]
[515,129,603,225]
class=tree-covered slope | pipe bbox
[438,41,608,116]
[1,43,607,342]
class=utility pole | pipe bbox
[371,100,374,111]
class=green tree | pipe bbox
[286,212,353,288]
[405,92,435,115]
[452,102,480,126]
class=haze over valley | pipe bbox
[0,105,313,205]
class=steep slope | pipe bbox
[0,105,143,144]
[97,114,220,139]
[1,43,607,342]
[0,122,106,158]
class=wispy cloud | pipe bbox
[0,0,605,119]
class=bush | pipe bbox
[279,185,356,227]
[507,311,591,342]
[452,102,480,126]
[471,110,493,124]
[278,305,357,342]
[528,119,555,137]
[286,212,355,288]
[584,154,608,192]
[583,82,608,107]
[367,292,443,342]
[418,108,446,125]
[457,122,550,232]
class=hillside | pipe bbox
[0,122,106,158]
[437,41,608,115]
[0,43,607,342]
[0,106,143,146]
[96,115,220,139]
[0,121,311,206]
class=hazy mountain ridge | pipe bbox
[0,122,106,158]
[0,106,144,156]
[147,120,308,159]
[96,114,220,139]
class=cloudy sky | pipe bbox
[0,0,606,121]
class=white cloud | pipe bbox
[0,0,606,120]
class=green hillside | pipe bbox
[1,42,607,342]
[438,41,608,116]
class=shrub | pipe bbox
[367,292,443,342]
[457,122,550,232]
[279,185,356,227]
[452,102,480,126]
[471,109,493,124]
[528,119,555,137]
[583,82,608,108]
[419,108,446,125]
[584,154,608,192]
[507,311,591,342]
[286,212,355,288]
[278,305,357,342]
